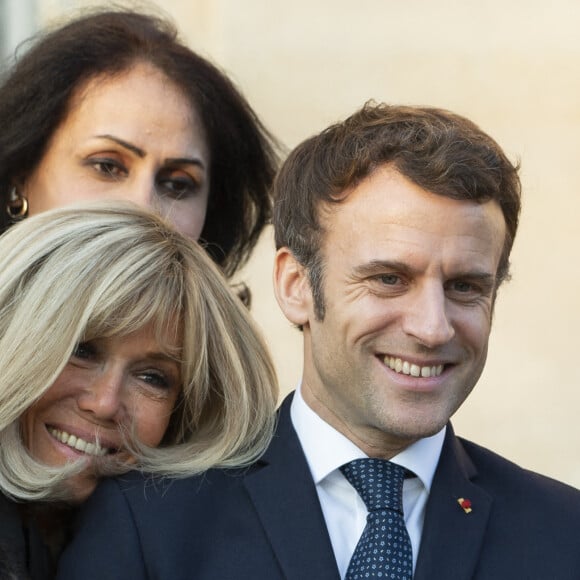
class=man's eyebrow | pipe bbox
[453,271,496,282]
[353,260,497,283]
[449,271,497,293]
[352,260,414,277]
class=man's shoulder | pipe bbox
[91,406,302,519]
[109,463,257,502]
[457,435,580,506]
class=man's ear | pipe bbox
[273,247,311,327]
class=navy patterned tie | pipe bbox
[340,458,413,579]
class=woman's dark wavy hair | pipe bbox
[0,8,279,277]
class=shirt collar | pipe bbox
[291,384,445,492]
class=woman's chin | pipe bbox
[59,472,98,504]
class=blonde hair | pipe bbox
[0,202,278,501]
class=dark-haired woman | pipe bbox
[0,8,278,279]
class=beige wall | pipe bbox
[42,0,580,488]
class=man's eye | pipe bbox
[451,281,475,293]
[379,274,400,285]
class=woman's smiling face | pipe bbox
[20,321,182,502]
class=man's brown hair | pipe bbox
[273,102,521,318]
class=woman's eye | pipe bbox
[157,175,199,199]
[88,158,126,179]
[137,371,172,390]
[71,342,96,360]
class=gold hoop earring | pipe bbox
[6,187,29,219]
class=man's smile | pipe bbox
[382,356,444,378]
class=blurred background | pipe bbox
[2,0,579,488]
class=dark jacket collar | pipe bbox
[243,394,341,580]
[414,425,492,580]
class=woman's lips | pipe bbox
[47,426,114,456]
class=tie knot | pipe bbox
[340,458,405,513]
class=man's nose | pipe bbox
[401,284,455,348]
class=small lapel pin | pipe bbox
[457,497,472,514]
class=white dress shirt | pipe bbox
[290,385,445,578]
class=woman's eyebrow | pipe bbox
[96,134,206,169]
[164,157,206,169]
[96,134,145,157]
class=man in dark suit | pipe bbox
[58,103,580,579]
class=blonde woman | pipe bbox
[0,203,278,578]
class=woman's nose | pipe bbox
[111,174,158,209]
[76,369,127,423]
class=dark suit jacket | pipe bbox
[57,394,580,579]
[0,492,28,579]
[0,493,52,580]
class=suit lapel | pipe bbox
[414,425,492,580]
[243,395,340,580]
[243,400,492,580]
